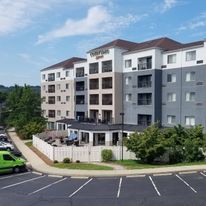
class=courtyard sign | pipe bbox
[90,49,110,59]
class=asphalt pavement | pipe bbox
[1,171,206,206]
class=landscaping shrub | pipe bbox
[76,160,80,163]
[63,157,71,163]
[53,160,58,164]
[101,149,113,162]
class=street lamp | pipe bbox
[120,112,124,161]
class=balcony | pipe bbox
[102,60,112,73]
[138,114,152,126]
[138,57,152,70]
[102,94,112,105]
[48,85,55,93]
[76,95,85,105]
[76,81,85,91]
[138,81,152,88]
[76,67,84,77]
[138,93,152,105]
[102,77,112,89]
[89,63,99,74]
[90,94,99,105]
[90,79,99,90]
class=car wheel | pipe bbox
[13,166,20,173]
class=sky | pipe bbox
[1,0,206,86]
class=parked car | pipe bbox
[0,151,26,173]
[0,141,14,151]
[0,135,11,143]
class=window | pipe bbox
[48,73,55,81]
[138,114,152,126]
[186,51,196,61]
[57,72,60,78]
[65,70,70,77]
[48,110,55,118]
[167,93,176,102]
[138,75,152,88]
[102,60,112,72]
[66,111,70,117]
[66,96,70,102]
[57,110,61,116]
[167,54,176,64]
[167,74,176,83]
[90,94,99,105]
[185,116,195,126]
[66,83,69,89]
[3,154,15,161]
[76,67,84,77]
[42,74,45,80]
[138,93,152,105]
[90,79,99,90]
[185,92,195,102]
[89,62,99,74]
[48,85,55,93]
[57,84,61,90]
[57,96,61,102]
[186,72,195,82]
[138,56,152,70]
[167,115,176,124]
[125,76,132,85]
[102,94,112,105]
[126,94,132,102]
[102,77,112,89]
[125,59,132,68]
[48,96,55,104]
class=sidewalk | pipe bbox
[8,131,206,177]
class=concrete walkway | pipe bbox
[8,131,206,177]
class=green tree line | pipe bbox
[0,85,46,139]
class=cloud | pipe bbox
[0,0,110,36]
[155,0,177,13]
[37,6,145,44]
[177,11,206,33]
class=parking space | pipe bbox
[35,177,88,197]
[120,176,158,198]
[71,177,120,198]
[0,172,41,188]
[1,171,206,205]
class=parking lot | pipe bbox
[1,171,206,206]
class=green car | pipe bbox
[0,151,26,174]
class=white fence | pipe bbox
[33,135,136,162]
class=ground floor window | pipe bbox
[93,133,105,146]
[81,132,89,144]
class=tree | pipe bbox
[125,124,167,163]
[5,85,46,139]
[183,125,205,162]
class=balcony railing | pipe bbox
[90,83,99,90]
[76,72,84,77]
[138,120,151,126]
[76,86,84,91]
[102,67,112,73]
[138,99,152,105]
[89,68,99,74]
[138,62,152,70]
[138,81,152,88]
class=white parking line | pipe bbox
[117,177,122,198]
[69,178,93,198]
[1,175,46,189]
[28,177,67,195]
[0,172,31,180]
[176,174,197,193]
[200,172,206,177]
[149,176,161,196]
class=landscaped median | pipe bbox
[25,140,113,170]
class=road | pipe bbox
[0,171,206,205]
